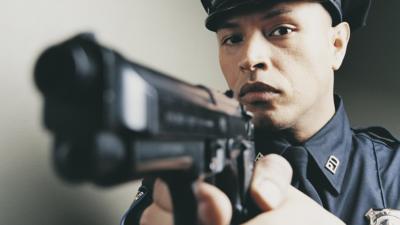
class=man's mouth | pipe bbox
[239,82,280,106]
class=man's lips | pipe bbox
[239,82,280,105]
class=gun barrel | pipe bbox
[34,33,252,186]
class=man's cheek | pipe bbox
[233,83,243,99]
[222,71,236,88]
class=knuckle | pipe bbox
[153,179,168,198]
[256,153,293,178]
[264,153,287,166]
[140,204,173,225]
[152,179,173,212]
[139,204,154,225]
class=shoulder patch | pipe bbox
[354,126,399,149]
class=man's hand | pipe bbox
[140,154,346,225]
[242,154,345,225]
[139,179,232,225]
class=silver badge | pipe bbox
[365,208,400,225]
[325,155,339,174]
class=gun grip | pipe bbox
[163,175,199,225]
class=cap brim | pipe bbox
[204,0,369,32]
[205,1,273,31]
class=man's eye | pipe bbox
[223,34,243,45]
[269,26,294,37]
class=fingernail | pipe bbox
[257,179,284,209]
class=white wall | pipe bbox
[0,1,225,224]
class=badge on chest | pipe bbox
[365,208,400,225]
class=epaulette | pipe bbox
[353,126,400,149]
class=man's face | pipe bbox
[217,1,338,131]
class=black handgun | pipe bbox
[34,33,255,225]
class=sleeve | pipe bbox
[120,178,155,225]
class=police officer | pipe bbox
[121,0,400,225]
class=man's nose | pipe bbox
[238,33,270,73]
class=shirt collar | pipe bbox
[254,95,352,194]
[303,95,352,194]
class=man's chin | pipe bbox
[242,102,289,129]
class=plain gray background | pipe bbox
[0,0,398,225]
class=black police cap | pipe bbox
[201,0,372,31]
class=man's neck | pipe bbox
[288,94,336,143]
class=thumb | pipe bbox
[195,182,232,225]
[250,154,293,211]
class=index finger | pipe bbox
[153,178,173,212]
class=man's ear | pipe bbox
[331,22,351,71]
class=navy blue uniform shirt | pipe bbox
[121,95,400,225]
